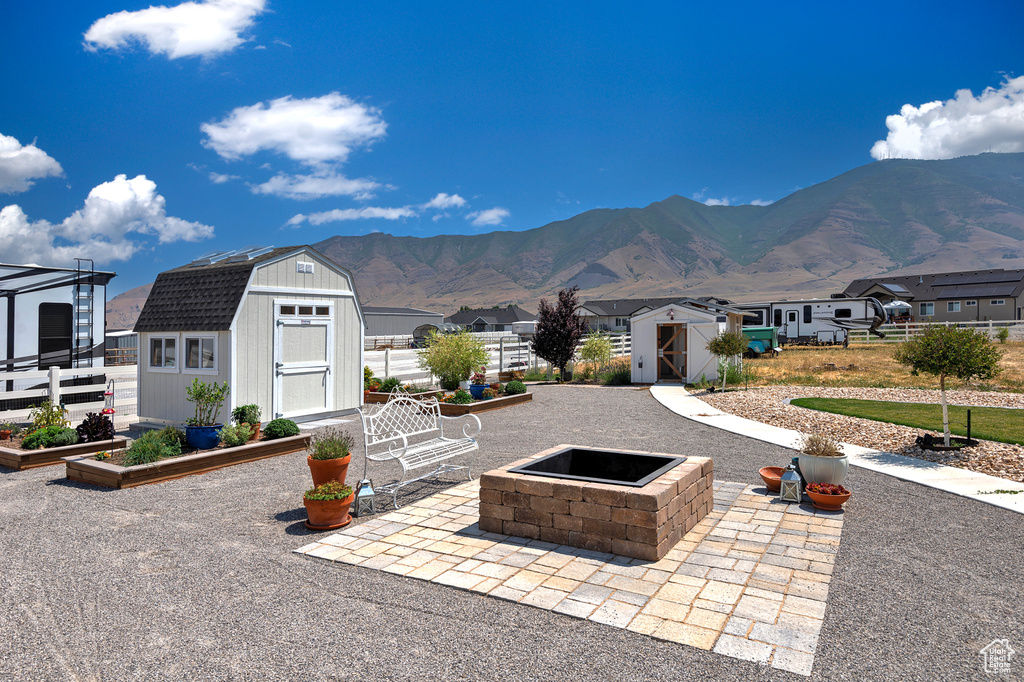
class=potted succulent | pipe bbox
[469,366,488,400]
[230,404,262,441]
[303,480,355,530]
[307,427,354,488]
[481,387,497,400]
[805,482,851,511]
[797,433,849,487]
[184,379,230,450]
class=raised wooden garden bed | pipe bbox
[364,391,532,415]
[0,438,129,471]
[62,433,311,489]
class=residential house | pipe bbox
[445,305,536,332]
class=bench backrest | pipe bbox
[362,394,442,449]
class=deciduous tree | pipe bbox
[532,286,588,381]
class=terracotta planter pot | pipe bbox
[806,489,851,511]
[759,466,784,492]
[0,430,11,441]
[798,453,849,487]
[303,491,355,530]
[244,423,261,442]
[307,453,352,488]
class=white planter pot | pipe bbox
[459,381,471,391]
[798,454,849,486]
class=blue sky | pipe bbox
[2,0,1023,296]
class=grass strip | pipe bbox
[789,397,1024,446]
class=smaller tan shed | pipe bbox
[134,245,364,424]
[630,299,746,384]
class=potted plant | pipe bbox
[416,330,489,391]
[307,427,354,488]
[481,387,497,401]
[805,482,851,511]
[303,480,355,530]
[469,366,488,400]
[797,433,849,487]
[0,422,16,440]
[184,379,230,450]
[230,404,262,441]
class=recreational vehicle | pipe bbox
[734,297,885,345]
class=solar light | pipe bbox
[353,479,376,517]
[779,464,802,503]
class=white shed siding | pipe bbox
[630,304,740,384]
[363,312,443,337]
[252,252,351,292]
[137,331,231,423]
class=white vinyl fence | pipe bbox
[0,366,138,428]
[848,320,1024,344]
[365,333,631,384]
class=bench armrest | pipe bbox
[438,412,482,439]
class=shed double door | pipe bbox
[274,318,333,418]
[657,323,686,382]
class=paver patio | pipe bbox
[297,478,843,676]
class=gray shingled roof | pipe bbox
[843,268,1024,302]
[133,246,303,333]
[445,306,536,325]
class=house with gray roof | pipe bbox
[445,306,536,332]
[579,296,734,331]
[134,245,364,424]
[842,269,1024,323]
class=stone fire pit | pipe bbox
[478,444,713,561]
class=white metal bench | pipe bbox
[359,393,481,508]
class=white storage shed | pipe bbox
[133,245,364,424]
[630,299,746,384]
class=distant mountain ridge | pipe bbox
[108,153,1024,325]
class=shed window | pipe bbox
[298,305,314,316]
[150,337,176,368]
[834,308,852,319]
[185,337,216,370]
[280,305,296,315]
[315,306,330,316]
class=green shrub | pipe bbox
[601,361,632,385]
[417,330,489,389]
[449,389,474,404]
[304,480,353,501]
[364,365,375,390]
[29,400,70,430]
[219,423,254,447]
[124,430,181,466]
[379,377,401,393]
[310,427,353,460]
[230,404,261,425]
[76,413,115,443]
[185,378,230,426]
[264,418,300,440]
[158,426,187,449]
[504,380,526,395]
[997,327,1010,344]
[22,425,78,450]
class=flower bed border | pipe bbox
[363,391,532,415]
[62,433,311,489]
[0,438,129,471]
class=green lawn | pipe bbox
[789,398,1024,446]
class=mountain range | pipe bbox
[107,153,1024,328]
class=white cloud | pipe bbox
[288,206,417,226]
[467,207,510,226]
[421,192,466,210]
[870,76,1024,160]
[83,0,266,59]
[202,93,386,166]
[209,172,240,184]
[0,174,212,266]
[202,93,388,200]
[252,172,380,200]
[749,198,773,206]
[0,133,63,194]
[703,197,731,206]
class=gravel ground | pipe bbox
[697,386,1024,483]
[1,384,1022,681]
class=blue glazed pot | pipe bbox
[186,424,223,450]
[469,384,487,400]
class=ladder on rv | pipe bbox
[74,258,95,368]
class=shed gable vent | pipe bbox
[297,261,315,274]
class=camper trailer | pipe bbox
[734,297,885,346]
[1,261,114,375]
